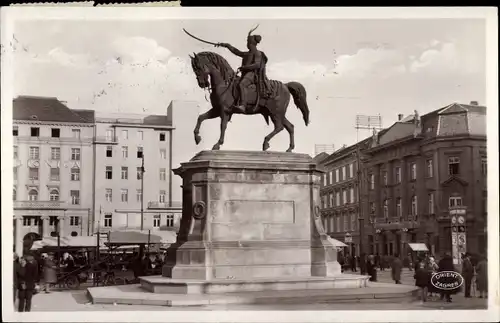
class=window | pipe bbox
[342,189,347,205]
[50,168,60,181]
[329,171,333,185]
[49,216,57,226]
[335,169,340,182]
[411,195,418,216]
[369,202,375,215]
[153,215,161,228]
[321,195,327,208]
[395,167,401,183]
[122,130,128,140]
[160,149,167,160]
[29,167,39,180]
[336,191,341,206]
[104,213,113,228]
[160,168,166,181]
[51,128,60,138]
[23,217,34,226]
[410,162,417,181]
[481,157,487,175]
[349,163,354,178]
[449,196,463,207]
[135,130,143,141]
[14,167,17,180]
[122,146,128,158]
[13,126,18,136]
[396,198,402,218]
[369,174,375,190]
[105,166,112,179]
[71,167,80,181]
[13,146,18,159]
[106,146,113,157]
[322,175,327,186]
[166,214,174,227]
[341,167,346,181]
[343,214,349,231]
[71,148,81,161]
[350,187,355,203]
[106,129,114,141]
[70,216,80,226]
[30,127,39,137]
[49,189,59,201]
[70,190,80,205]
[29,147,40,160]
[159,190,166,203]
[337,215,342,232]
[28,189,38,201]
[428,193,435,214]
[426,159,434,178]
[121,167,128,180]
[448,156,460,175]
[351,213,357,231]
[329,193,334,207]
[51,147,60,160]
[159,132,166,141]
[121,189,128,202]
[137,167,143,180]
[105,189,112,202]
[72,129,81,139]
[383,199,389,218]
[137,147,144,159]
[136,189,142,202]
[382,170,388,186]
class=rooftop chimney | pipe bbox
[470,101,478,106]
[398,114,404,121]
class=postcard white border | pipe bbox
[1,6,498,323]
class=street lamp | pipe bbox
[139,152,145,231]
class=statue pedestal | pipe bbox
[161,150,340,281]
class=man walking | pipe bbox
[462,253,474,298]
[16,256,39,312]
[391,254,403,284]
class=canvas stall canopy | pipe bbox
[327,236,348,248]
[408,243,429,252]
[106,230,177,246]
[31,236,104,250]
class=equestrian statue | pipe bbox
[183,25,310,152]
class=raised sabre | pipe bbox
[182,28,218,46]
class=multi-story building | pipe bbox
[93,112,180,233]
[13,96,95,255]
[361,101,487,259]
[318,101,487,261]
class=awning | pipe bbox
[107,230,176,245]
[408,243,429,252]
[31,236,104,250]
[327,236,348,248]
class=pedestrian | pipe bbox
[391,254,403,284]
[42,254,57,293]
[475,255,488,298]
[437,252,458,302]
[375,253,381,271]
[366,255,377,282]
[350,254,357,272]
[427,256,439,298]
[338,252,345,273]
[16,256,39,312]
[14,252,20,305]
[462,253,474,298]
[414,261,430,303]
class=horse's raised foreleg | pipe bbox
[212,112,230,151]
[262,115,284,151]
[283,117,295,152]
[193,108,219,145]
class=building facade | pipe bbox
[93,113,181,234]
[13,96,95,255]
[12,96,185,254]
[318,101,487,261]
[361,102,487,259]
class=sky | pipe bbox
[11,18,486,155]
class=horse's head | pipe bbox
[189,52,210,89]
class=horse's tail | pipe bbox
[286,81,309,126]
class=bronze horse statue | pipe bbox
[189,51,310,152]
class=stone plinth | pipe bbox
[162,150,340,281]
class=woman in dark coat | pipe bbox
[437,252,459,302]
[476,255,488,298]
[366,255,377,282]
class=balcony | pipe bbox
[14,200,68,210]
[94,136,118,145]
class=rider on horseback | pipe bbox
[216,25,271,114]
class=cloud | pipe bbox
[410,42,460,73]
[110,37,172,65]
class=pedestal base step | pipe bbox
[87,282,419,307]
[140,274,369,294]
